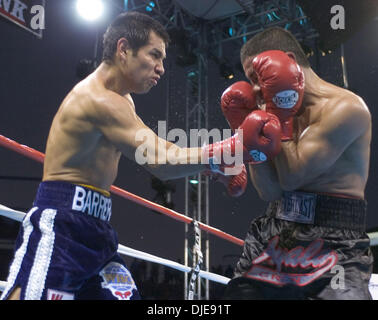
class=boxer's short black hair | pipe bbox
[240,27,310,68]
[102,11,170,63]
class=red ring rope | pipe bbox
[0,134,245,247]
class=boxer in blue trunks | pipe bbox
[1,12,211,300]
[1,181,140,300]
[2,11,263,300]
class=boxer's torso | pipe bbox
[43,76,125,191]
[292,84,371,199]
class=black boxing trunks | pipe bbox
[0,181,140,300]
[224,191,373,300]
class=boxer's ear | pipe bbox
[117,38,131,59]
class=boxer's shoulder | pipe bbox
[62,78,136,126]
[294,85,371,143]
[325,85,368,112]
[315,86,371,128]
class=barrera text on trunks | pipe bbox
[72,186,112,222]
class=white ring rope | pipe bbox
[2,203,378,245]
[0,204,230,293]
[118,244,230,285]
[368,232,378,246]
[0,281,6,292]
[0,204,25,222]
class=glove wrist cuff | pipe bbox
[280,118,294,141]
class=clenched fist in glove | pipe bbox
[221,81,258,131]
[202,109,282,174]
[206,81,256,197]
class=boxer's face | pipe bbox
[121,31,166,94]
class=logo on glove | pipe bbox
[273,90,299,109]
[250,150,267,163]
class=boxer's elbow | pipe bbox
[253,181,283,201]
[274,151,308,191]
[258,193,279,202]
[279,173,303,192]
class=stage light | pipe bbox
[220,62,235,80]
[320,49,333,57]
[146,1,155,12]
[76,0,104,21]
[301,43,314,58]
[187,71,197,78]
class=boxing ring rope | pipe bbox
[2,134,377,246]
[0,135,244,247]
[0,281,6,292]
[1,134,378,298]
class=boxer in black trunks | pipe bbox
[221,27,373,300]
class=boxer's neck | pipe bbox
[301,68,334,108]
[95,62,130,96]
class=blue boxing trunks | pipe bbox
[223,191,373,300]
[0,181,140,300]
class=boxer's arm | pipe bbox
[273,98,371,190]
[93,92,206,180]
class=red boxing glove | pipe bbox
[202,110,282,172]
[240,110,282,162]
[221,81,257,131]
[252,50,305,141]
[215,82,255,195]
[224,165,247,197]
[204,164,247,197]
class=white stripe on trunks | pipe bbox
[25,208,57,300]
[0,207,38,300]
